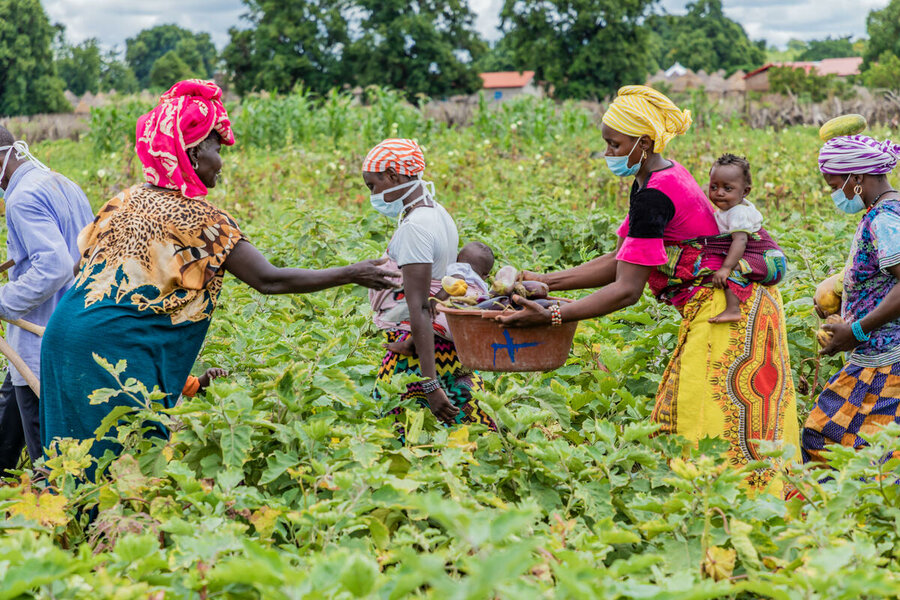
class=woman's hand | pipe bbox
[494,295,551,328]
[349,257,401,289]
[819,322,859,356]
[426,387,459,423]
[712,267,731,289]
[197,367,228,392]
[224,240,400,294]
[518,270,549,284]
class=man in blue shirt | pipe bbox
[0,126,94,474]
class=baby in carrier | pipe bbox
[707,153,781,323]
[370,241,494,355]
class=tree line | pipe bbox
[2,0,900,118]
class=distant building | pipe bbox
[479,71,543,101]
[665,62,688,78]
[646,66,746,96]
[743,57,863,92]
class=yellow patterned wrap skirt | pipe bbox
[653,285,800,496]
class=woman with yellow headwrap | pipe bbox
[499,86,799,496]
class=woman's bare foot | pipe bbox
[383,336,416,356]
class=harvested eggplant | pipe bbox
[476,296,510,311]
[450,295,479,306]
[514,280,549,299]
[490,265,518,297]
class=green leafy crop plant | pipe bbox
[1,92,897,598]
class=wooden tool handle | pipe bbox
[2,318,45,337]
[0,337,39,397]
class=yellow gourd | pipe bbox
[819,114,867,141]
[814,273,843,317]
[441,276,468,297]
[817,314,844,347]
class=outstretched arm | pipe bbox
[497,260,652,327]
[222,240,399,294]
[524,238,624,291]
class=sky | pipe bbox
[46,0,890,52]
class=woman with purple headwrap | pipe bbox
[804,134,900,463]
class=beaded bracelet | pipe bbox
[421,378,442,394]
[851,321,870,343]
[549,304,562,327]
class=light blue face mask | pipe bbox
[832,175,866,214]
[605,138,643,178]
[370,178,434,219]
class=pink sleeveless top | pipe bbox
[615,160,720,266]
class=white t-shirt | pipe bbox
[387,198,459,279]
[715,199,763,235]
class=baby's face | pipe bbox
[708,164,748,211]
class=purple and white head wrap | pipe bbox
[818,135,900,175]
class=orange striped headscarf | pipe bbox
[602,85,692,153]
[362,138,426,176]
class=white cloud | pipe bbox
[658,0,889,48]
[469,0,504,41]
[42,0,891,52]
[44,0,246,50]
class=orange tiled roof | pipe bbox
[816,57,864,76]
[744,57,862,79]
[480,71,535,89]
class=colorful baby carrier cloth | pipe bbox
[649,228,787,309]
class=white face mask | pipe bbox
[0,141,50,193]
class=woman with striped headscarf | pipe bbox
[363,139,494,430]
[805,134,900,464]
[499,86,799,496]
[40,80,398,465]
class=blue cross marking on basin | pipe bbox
[492,330,541,366]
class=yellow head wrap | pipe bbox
[601,85,692,153]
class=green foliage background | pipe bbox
[0,0,70,116]
[1,93,899,598]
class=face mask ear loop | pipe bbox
[3,141,50,174]
[0,146,14,186]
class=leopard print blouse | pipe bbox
[75,185,244,324]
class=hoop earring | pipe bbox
[191,161,199,170]
[854,184,863,196]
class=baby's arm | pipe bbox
[712,231,749,288]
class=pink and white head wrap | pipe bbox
[135,79,235,198]
[818,135,900,175]
[362,139,426,177]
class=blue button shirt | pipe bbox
[0,163,94,386]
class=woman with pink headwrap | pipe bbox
[805,133,900,464]
[40,80,396,463]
